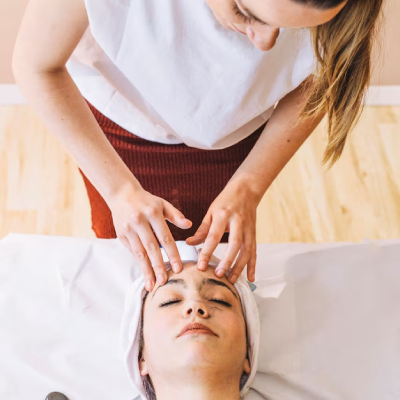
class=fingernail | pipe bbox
[199,261,207,270]
[157,274,165,285]
[216,268,225,277]
[229,274,238,284]
[172,263,181,273]
[145,280,153,291]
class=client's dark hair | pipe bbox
[138,291,250,400]
[138,292,157,400]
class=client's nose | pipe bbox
[183,299,209,318]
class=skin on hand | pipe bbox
[108,184,192,292]
[186,179,259,284]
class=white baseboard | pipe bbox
[0,84,399,106]
[365,86,400,106]
[0,84,26,105]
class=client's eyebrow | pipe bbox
[151,277,238,299]
[199,278,238,299]
[152,278,186,299]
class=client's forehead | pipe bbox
[163,261,239,297]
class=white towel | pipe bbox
[120,241,261,399]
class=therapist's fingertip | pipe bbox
[248,271,255,282]
[173,214,192,229]
[183,219,193,228]
[229,274,238,284]
[215,268,225,278]
[197,261,207,271]
[145,279,154,291]
[172,262,181,273]
[157,274,166,285]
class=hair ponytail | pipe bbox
[299,0,385,165]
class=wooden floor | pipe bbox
[1,105,399,243]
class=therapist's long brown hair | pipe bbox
[297,0,384,165]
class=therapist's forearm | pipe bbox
[13,68,142,203]
[12,0,142,203]
[229,80,325,203]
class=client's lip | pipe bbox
[232,23,246,35]
[178,323,217,337]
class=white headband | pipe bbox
[120,242,260,399]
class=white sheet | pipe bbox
[252,243,400,400]
[0,234,399,400]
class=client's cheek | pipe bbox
[155,316,176,337]
[146,315,176,346]
[219,315,238,334]
[226,317,247,343]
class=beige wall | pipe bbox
[371,0,400,85]
[0,0,399,85]
[0,0,28,84]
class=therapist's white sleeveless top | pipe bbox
[67,0,316,150]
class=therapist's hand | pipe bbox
[108,184,192,291]
[186,179,258,284]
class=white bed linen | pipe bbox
[252,242,400,400]
[0,234,399,400]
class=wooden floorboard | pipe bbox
[1,105,399,243]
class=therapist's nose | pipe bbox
[183,298,210,318]
[246,25,280,51]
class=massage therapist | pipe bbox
[13,0,383,290]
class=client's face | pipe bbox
[139,262,250,384]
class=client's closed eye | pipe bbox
[210,298,232,307]
[160,299,181,307]
[159,298,232,308]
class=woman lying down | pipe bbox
[46,244,260,400]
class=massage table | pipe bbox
[1,233,399,399]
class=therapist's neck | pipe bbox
[152,370,242,400]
